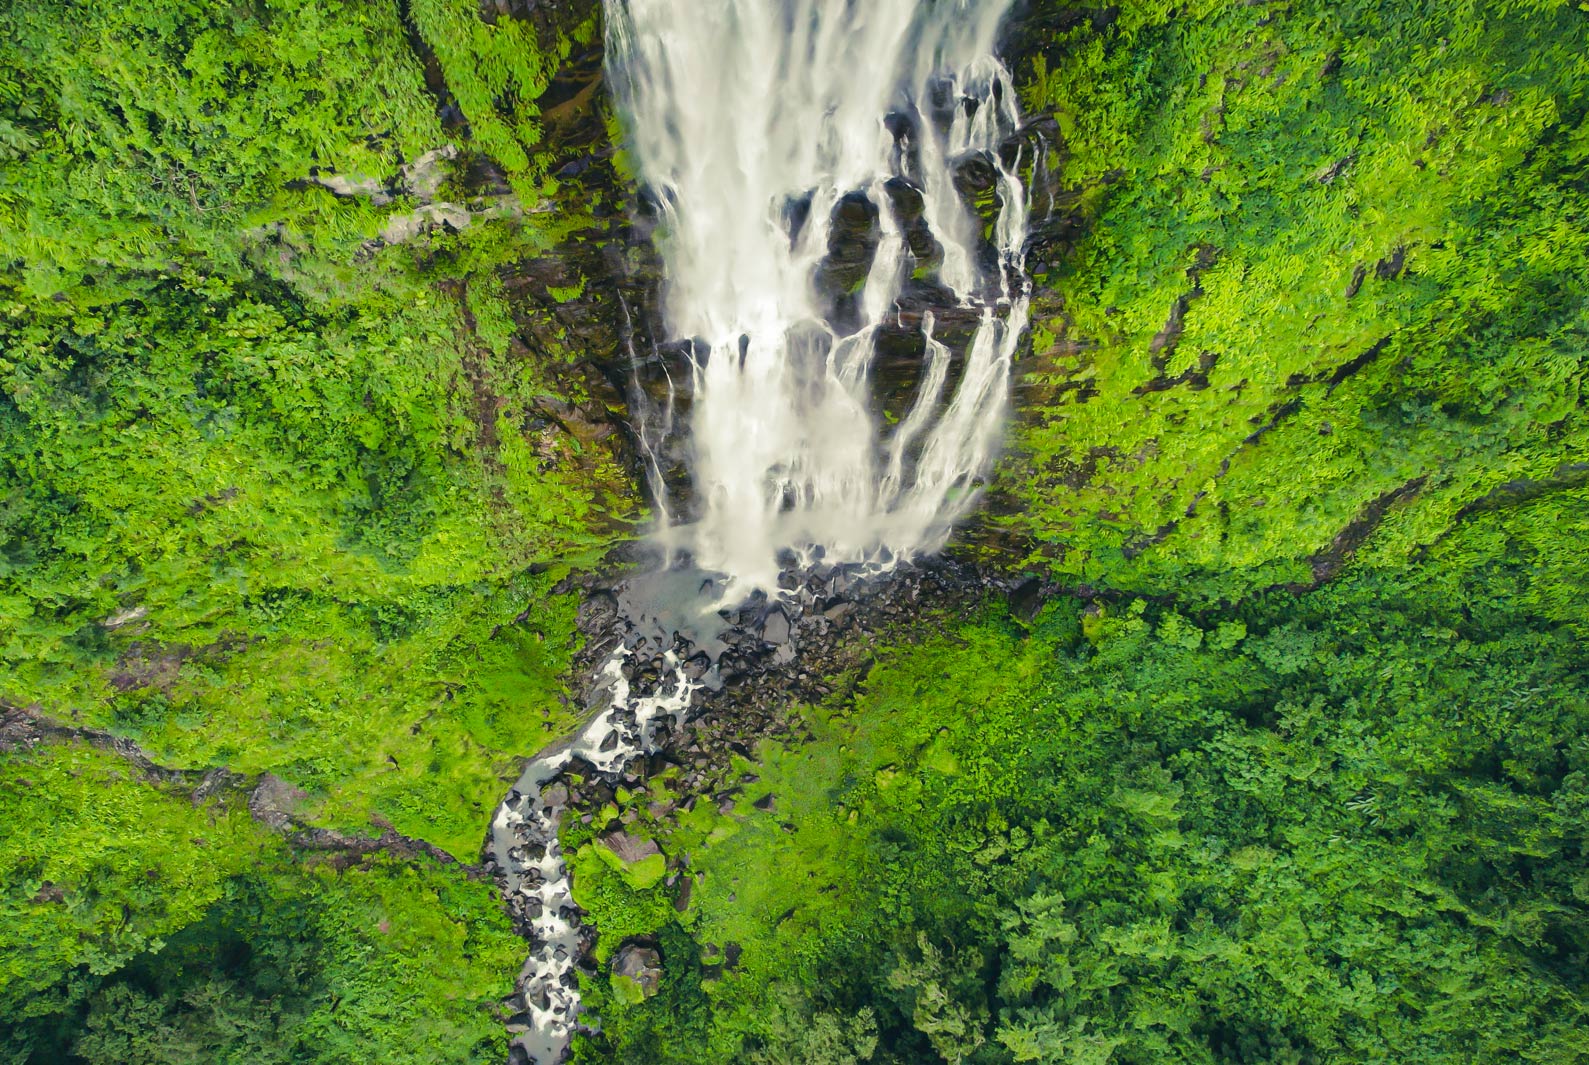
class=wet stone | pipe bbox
[760,608,792,645]
[600,829,662,864]
[612,943,664,998]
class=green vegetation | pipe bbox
[1,740,525,1064]
[998,0,1588,601]
[1,0,630,1058]
[3,0,1585,1061]
[568,484,1589,1064]
[1,0,634,854]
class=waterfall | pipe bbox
[611,0,1031,599]
[491,3,1030,1061]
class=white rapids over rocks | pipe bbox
[492,647,696,1064]
[491,1,1031,1060]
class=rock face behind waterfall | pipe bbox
[467,2,1076,572]
[604,1,1040,597]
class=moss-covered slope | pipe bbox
[1,2,636,1060]
[996,0,1587,602]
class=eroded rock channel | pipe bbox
[483,553,1005,1063]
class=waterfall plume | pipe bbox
[608,0,1031,598]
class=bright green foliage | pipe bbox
[0,0,633,854]
[0,742,268,1006]
[406,0,599,195]
[569,844,677,965]
[570,492,1589,1063]
[292,856,524,1064]
[0,741,525,1064]
[1,3,629,1055]
[1,0,437,302]
[1000,0,1589,598]
[0,0,599,299]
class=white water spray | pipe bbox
[610,0,1031,598]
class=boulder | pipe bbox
[760,607,791,645]
[612,942,664,999]
[599,828,661,865]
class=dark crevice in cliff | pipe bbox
[1,702,473,874]
[394,0,469,131]
[1303,475,1429,587]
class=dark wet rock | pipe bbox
[760,607,791,645]
[814,191,882,332]
[673,874,692,912]
[1009,576,1046,621]
[191,766,246,805]
[883,175,925,225]
[578,591,620,633]
[953,150,1000,209]
[823,600,855,623]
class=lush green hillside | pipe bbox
[0,0,636,857]
[1,742,525,1063]
[995,0,1588,602]
[2,1,628,1060]
[569,491,1589,1064]
[2,0,1585,1063]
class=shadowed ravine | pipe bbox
[485,0,1033,1060]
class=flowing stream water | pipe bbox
[490,2,1030,1059]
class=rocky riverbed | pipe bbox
[483,549,1016,1064]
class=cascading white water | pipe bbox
[491,647,694,1065]
[610,0,1031,598]
[491,3,1031,1061]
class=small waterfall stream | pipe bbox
[490,2,1031,1060]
